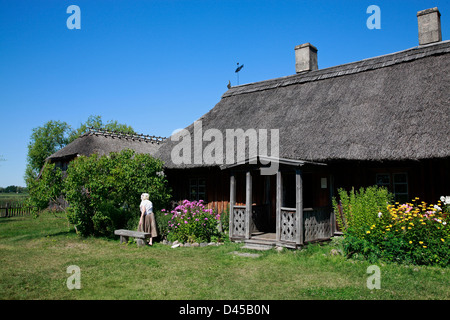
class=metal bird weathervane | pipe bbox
[235,62,244,85]
[227,62,244,88]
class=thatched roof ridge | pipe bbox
[47,128,166,161]
[156,40,450,169]
[223,40,450,98]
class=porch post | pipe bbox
[276,169,282,242]
[245,170,252,239]
[295,168,304,246]
[229,171,236,238]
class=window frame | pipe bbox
[189,177,207,202]
[375,172,409,203]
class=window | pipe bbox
[376,173,390,189]
[189,178,206,201]
[376,173,408,203]
[393,173,408,204]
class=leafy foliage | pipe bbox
[26,162,64,215]
[25,116,136,184]
[25,120,71,180]
[165,200,223,243]
[154,210,173,240]
[333,187,450,266]
[68,115,135,143]
[64,149,171,237]
[25,116,139,220]
[332,186,393,238]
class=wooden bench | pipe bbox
[114,229,151,247]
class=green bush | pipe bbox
[166,200,223,243]
[220,204,230,233]
[332,186,393,239]
[64,149,171,237]
[154,210,172,240]
[334,187,450,267]
[26,162,64,215]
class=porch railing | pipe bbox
[232,205,246,238]
[232,205,334,244]
[303,207,333,242]
[280,207,296,242]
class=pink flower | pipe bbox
[184,220,188,224]
[161,209,166,212]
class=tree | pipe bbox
[25,120,71,181]
[27,162,64,213]
[68,115,135,143]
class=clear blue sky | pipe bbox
[0,0,449,187]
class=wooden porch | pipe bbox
[227,157,336,249]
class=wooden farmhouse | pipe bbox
[47,8,449,249]
[154,8,450,248]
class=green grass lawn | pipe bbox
[0,212,448,300]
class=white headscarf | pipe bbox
[140,193,153,215]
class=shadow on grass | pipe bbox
[6,227,78,243]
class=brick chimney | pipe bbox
[295,43,318,73]
[417,7,442,45]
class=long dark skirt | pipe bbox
[138,213,158,237]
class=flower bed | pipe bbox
[334,187,450,266]
[164,200,224,243]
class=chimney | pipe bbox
[417,7,442,45]
[295,43,318,73]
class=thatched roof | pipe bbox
[47,129,165,162]
[156,40,450,169]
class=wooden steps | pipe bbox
[242,238,276,251]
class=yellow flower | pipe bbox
[366,231,371,234]
[419,241,423,244]
[423,246,427,248]
[409,241,412,244]
[441,239,445,242]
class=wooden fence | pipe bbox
[0,202,32,217]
